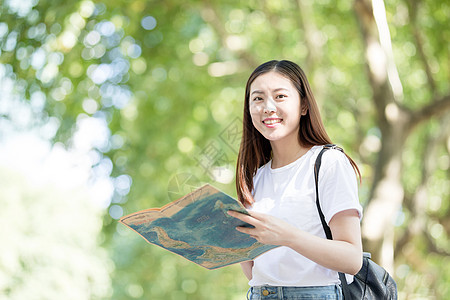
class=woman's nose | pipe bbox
[263,98,277,113]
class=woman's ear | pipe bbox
[301,103,308,116]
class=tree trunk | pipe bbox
[353,0,406,272]
[362,123,406,271]
[354,0,450,273]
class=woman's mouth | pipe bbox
[263,118,283,126]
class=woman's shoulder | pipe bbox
[254,160,271,177]
[309,145,352,170]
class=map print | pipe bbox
[119,184,278,269]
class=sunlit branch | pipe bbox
[371,0,403,101]
[354,0,393,117]
[408,94,450,130]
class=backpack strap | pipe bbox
[314,145,334,240]
[314,144,351,299]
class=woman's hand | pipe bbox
[228,209,363,274]
[227,210,296,246]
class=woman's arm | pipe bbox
[240,261,254,280]
[228,209,362,275]
[288,209,363,275]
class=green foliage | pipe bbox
[1,0,448,299]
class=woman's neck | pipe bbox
[270,139,312,169]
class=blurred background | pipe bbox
[0,0,448,299]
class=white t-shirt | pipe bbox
[248,145,363,287]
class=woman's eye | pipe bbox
[276,94,287,99]
[253,97,263,101]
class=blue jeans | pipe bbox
[247,285,342,300]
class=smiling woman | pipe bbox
[232,60,363,300]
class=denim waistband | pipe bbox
[247,285,342,300]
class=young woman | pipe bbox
[227,60,363,299]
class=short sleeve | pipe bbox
[318,150,363,224]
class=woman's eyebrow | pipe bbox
[250,90,264,96]
[272,87,289,93]
[251,87,289,96]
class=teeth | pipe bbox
[264,119,282,125]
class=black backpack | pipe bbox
[314,144,398,299]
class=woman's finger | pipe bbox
[227,210,258,225]
[245,210,267,220]
[236,225,258,239]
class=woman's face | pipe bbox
[248,71,305,144]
